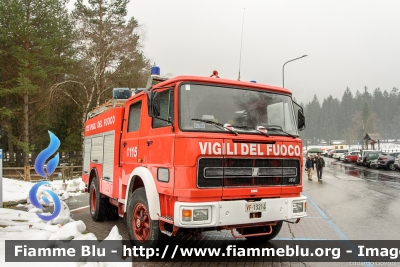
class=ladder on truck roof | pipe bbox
[87,99,127,119]
[87,65,170,119]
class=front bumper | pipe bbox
[370,162,379,169]
[173,196,307,228]
[377,161,389,168]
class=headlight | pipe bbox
[193,209,209,221]
[180,206,212,224]
[293,202,304,213]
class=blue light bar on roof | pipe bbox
[151,66,160,76]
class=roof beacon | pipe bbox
[151,65,160,77]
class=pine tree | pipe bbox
[50,0,150,136]
[339,87,354,137]
[72,0,150,106]
[304,95,321,145]
[0,0,74,166]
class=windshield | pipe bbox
[179,83,298,136]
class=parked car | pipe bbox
[377,152,400,171]
[370,159,379,169]
[344,151,361,163]
[339,152,348,161]
[363,151,382,168]
[328,150,335,158]
[333,149,349,160]
[356,150,376,166]
[323,149,333,157]
[394,154,400,170]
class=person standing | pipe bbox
[315,153,325,180]
[305,154,314,180]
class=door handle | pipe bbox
[147,139,153,146]
[123,141,127,147]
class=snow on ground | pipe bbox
[2,177,86,203]
[0,178,132,266]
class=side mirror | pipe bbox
[147,91,160,117]
[298,109,305,130]
[293,101,305,131]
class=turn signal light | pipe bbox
[182,209,192,222]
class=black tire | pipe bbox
[241,221,283,242]
[89,177,107,221]
[106,204,119,220]
[89,176,119,221]
[126,188,164,250]
[388,162,396,171]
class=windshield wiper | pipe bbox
[264,125,297,138]
[154,116,174,131]
[231,124,270,137]
[154,116,173,124]
[191,118,238,136]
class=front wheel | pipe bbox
[388,162,396,171]
[126,188,164,249]
[240,221,283,242]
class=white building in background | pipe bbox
[330,140,348,150]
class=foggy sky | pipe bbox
[127,0,400,104]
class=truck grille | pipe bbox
[197,158,300,188]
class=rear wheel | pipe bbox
[89,177,106,221]
[240,221,283,242]
[89,176,120,221]
[126,188,164,250]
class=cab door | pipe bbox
[120,96,145,191]
[143,88,175,194]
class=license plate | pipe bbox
[245,202,266,213]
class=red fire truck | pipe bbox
[82,67,307,248]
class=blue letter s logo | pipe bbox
[30,131,62,221]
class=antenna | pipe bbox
[238,8,245,81]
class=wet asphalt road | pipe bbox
[303,156,400,240]
[61,157,400,241]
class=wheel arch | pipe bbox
[89,168,99,188]
[124,167,160,220]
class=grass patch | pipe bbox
[12,220,28,222]
[0,225,7,228]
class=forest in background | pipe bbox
[0,0,151,166]
[297,86,400,146]
[1,1,399,167]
